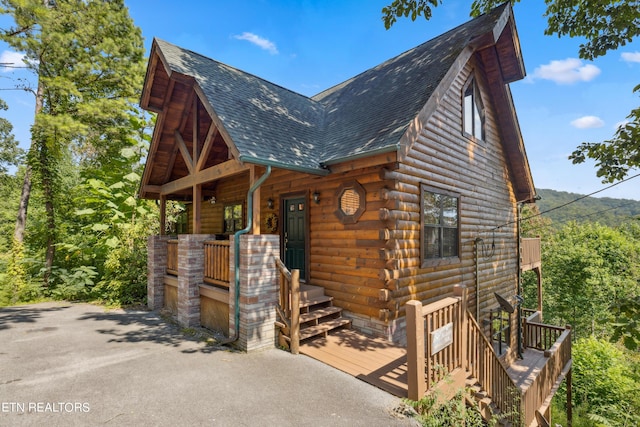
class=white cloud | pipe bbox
[233,32,278,55]
[532,58,600,84]
[570,115,605,129]
[621,51,640,63]
[0,50,26,72]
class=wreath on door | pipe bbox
[264,213,278,233]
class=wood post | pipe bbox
[454,285,468,370]
[566,368,572,427]
[406,300,426,401]
[290,269,300,355]
[192,184,201,234]
[159,195,166,235]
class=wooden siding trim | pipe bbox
[139,77,176,199]
[140,50,160,112]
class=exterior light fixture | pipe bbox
[312,191,320,204]
[267,198,274,209]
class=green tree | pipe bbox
[0,0,145,285]
[542,222,640,339]
[0,99,21,176]
[569,337,640,426]
[382,0,640,183]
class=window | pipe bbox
[422,186,459,262]
[224,203,243,233]
[463,78,484,140]
[334,180,366,224]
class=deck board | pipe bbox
[507,348,548,390]
[300,330,556,401]
[300,329,409,398]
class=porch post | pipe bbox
[177,234,210,326]
[454,285,468,370]
[229,234,279,352]
[536,267,543,316]
[147,235,170,310]
[566,368,572,427]
[406,300,426,401]
[159,195,166,235]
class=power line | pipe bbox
[523,201,640,234]
[523,172,640,224]
[481,172,640,234]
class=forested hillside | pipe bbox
[534,188,640,227]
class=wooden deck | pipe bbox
[507,348,548,390]
[300,329,409,397]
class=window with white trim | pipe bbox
[463,78,485,140]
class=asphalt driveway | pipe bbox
[0,302,417,426]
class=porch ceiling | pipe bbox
[139,49,238,201]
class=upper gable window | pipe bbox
[463,78,485,141]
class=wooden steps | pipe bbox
[465,375,509,426]
[277,284,351,347]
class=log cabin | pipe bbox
[140,4,571,425]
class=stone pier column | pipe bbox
[177,234,212,327]
[229,234,280,352]
[147,235,170,310]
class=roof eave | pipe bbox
[238,155,329,176]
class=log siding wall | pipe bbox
[380,59,519,346]
[184,57,521,350]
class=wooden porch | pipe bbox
[291,287,571,427]
[299,326,569,402]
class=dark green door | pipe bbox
[284,197,306,279]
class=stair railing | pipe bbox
[467,312,521,425]
[274,257,300,354]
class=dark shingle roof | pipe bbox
[154,4,509,173]
[156,39,326,172]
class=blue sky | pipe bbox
[1,0,639,200]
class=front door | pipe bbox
[283,197,306,280]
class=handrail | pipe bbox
[521,327,572,426]
[467,311,521,425]
[275,257,300,354]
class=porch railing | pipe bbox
[523,320,566,351]
[203,240,231,288]
[406,286,467,401]
[274,257,300,354]
[407,290,573,425]
[166,239,178,275]
[521,323,572,427]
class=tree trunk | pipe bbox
[41,146,55,287]
[13,165,32,243]
[13,72,44,276]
